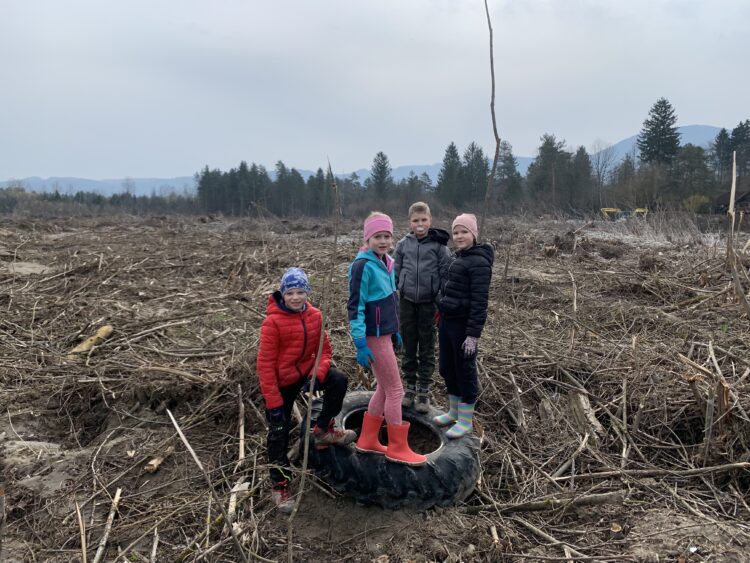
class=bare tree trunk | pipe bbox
[479,0,501,235]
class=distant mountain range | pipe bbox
[1,125,721,197]
[0,176,196,197]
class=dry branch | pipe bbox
[144,446,175,474]
[68,325,113,358]
[91,487,122,563]
[166,409,249,563]
[552,461,750,482]
[74,501,88,563]
[469,489,625,515]
[0,485,5,560]
[568,391,605,445]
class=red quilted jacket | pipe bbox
[257,292,332,410]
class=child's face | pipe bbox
[368,231,393,257]
[283,288,308,311]
[452,226,475,251]
[409,212,431,238]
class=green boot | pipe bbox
[433,395,460,426]
[446,402,475,439]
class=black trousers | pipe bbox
[266,366,348,487]
[438,317,479,404]
[400,296,437,388]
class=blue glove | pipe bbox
[354,337,375,368]
[392,332,403,350]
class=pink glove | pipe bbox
[462,336,478,357]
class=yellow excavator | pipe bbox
[600,207,648,220]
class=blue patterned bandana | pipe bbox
[279,267,311,295]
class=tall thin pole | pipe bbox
[479,0,502,236]
[287,159,341,563]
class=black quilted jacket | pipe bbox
[437,242,494,338]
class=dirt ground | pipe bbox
[1,213,749,562]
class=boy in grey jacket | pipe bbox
[394,202,451,412]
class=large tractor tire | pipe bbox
[300,390,480,511]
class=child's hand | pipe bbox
[462,336,478,357]
[391,332,403,351]
[354,337,375,368]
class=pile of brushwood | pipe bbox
[1,213,749,562]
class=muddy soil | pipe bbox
[1,214,749,562]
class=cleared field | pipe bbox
[1,214,749,562]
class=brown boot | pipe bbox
[385,422,427,466]
[355,411,387,455]
[313,420,357,449]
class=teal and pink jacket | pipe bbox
[347,249,399,340]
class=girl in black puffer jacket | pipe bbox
[434,213,494,438]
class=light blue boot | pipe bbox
[433,395,460,427]
[446,402,475,439]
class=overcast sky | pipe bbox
[1,0,748,180]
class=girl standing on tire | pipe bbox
[257,267,357,513]
[348,212,426,466]
[434,214,494,438]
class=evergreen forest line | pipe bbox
[2,98,749,218]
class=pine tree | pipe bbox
[673,144,713,201]
[364,152,393,199]
[437,142,462,206]
[637,97,681,165]
[196,166,224,213]
[710,128,732,185]
[419,172,433,192]
[570,146,594,211]
[526,134,569,208]
[196,166,210,212]
[225,167,239,215]
[461,142,489,203]
[307,168,327,216]
[288,169,306,216]
[339,172,361,211]
[730,120,750,178]
[610,153,638,205]
[236,161,251,215]
[270,161,290,215]
[248,163,271,210]
[494,141,523,210]
[399,171,424,207]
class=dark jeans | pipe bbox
[400,296,437,389]
[266,366,348,487]
[438,317,479,404]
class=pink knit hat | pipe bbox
[452,213,479,241]
[363,213,393,242]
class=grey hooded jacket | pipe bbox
[394,228,451,304]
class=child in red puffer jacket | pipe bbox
[257,267,356,513]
